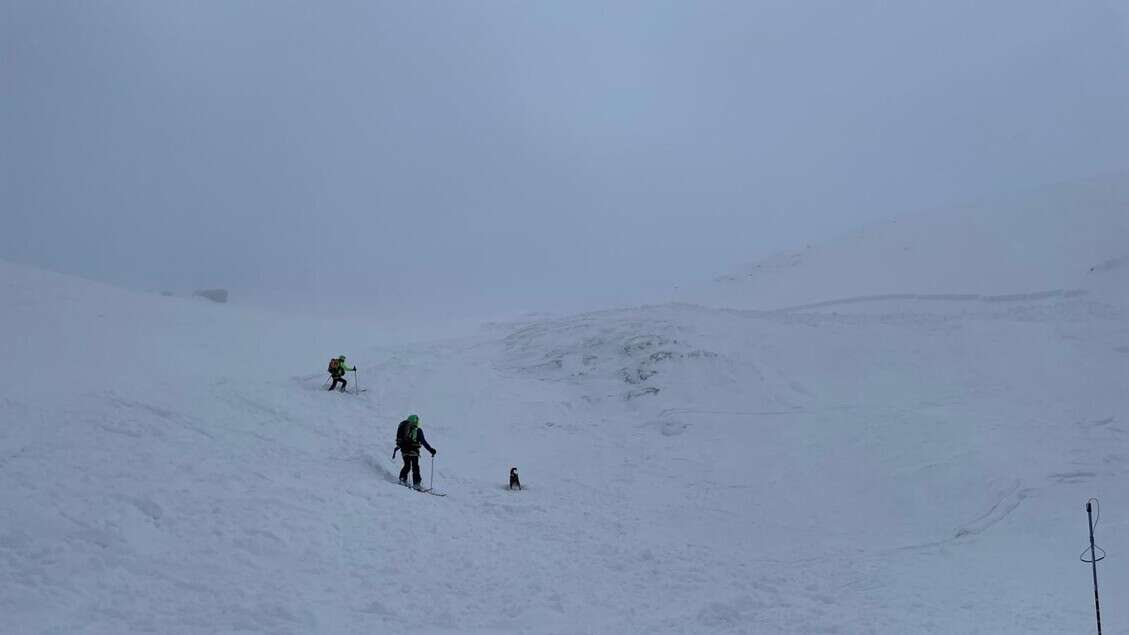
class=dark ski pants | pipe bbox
[400,454,422,485]
[329,375,347,391]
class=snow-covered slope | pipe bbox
[683,175,1129,311]
[2,177,1128,633]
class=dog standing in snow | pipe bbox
[509,467,522,490]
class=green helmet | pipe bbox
[338,355,346,360]
[407,414,419,425]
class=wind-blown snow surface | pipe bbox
[2,183,1128,633]
[684,176,1129,312]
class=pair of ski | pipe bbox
[399,481,446,497]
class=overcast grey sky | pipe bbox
[3,1,1128,316]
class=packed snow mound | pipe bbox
[685,175,1129,310]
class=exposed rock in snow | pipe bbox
[193,288,229,303]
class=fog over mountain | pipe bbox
[4,4,1129,632]
[4,1,1128,317]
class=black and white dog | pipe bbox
[509,467,522,490]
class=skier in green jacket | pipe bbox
[327,355,355,392]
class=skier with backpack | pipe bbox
[327,355,355,392]
[395,414,436,489]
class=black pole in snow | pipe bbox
[1087,501,1102,635]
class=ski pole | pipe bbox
[352,369,358,394]
[430,453,435,491]
[1086,499,1103,635]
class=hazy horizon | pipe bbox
[4,1,1129,317]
